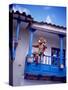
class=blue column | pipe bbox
[28,28,36,56]
[59,35,64,68]
[16,21,20,41]
[13,20,20,60]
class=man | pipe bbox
[33,37,47,63]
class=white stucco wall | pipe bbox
[13,23,66,86]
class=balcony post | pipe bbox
[59,34,64,68]
[28,28,36,57]
[13,19,20,60]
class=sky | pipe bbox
[11,4,66,27]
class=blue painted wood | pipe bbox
[13,20,20,60]
[28,28,36,56]
[25,63,66,77]
[28,30,33,56]
[59,35,64,66]
[16,21,20,41]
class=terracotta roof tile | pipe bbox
[9,10,66,30]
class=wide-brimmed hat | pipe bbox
[38,37,47,44]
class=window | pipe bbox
[51,48,66,66]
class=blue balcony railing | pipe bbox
[26,54,62,66]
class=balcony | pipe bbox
[24,54,66,78]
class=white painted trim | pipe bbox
[32,23,66,35]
